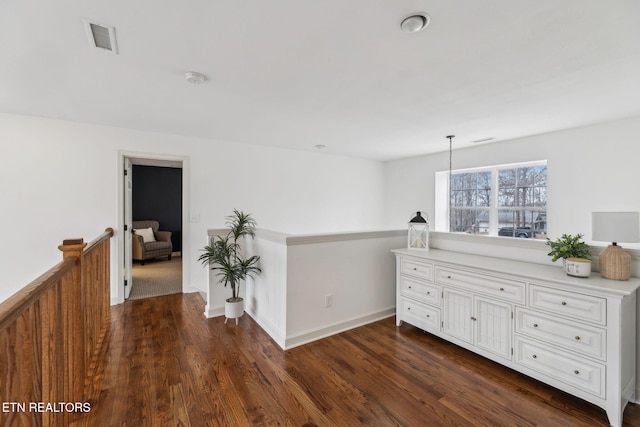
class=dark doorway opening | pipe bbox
[132,165,183,252]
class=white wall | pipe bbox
[384,115,640,244]
[285,233,405,344]
[245,233,289,346]
[242,230,405,349]
[0,113,386,304]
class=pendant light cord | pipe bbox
[447,135,455,232]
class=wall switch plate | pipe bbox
[325,294,333,308]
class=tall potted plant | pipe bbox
[198,209,261,324]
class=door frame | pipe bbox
[124,157,133,299]
[116,150,190,304]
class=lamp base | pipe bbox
[599,245,631,281]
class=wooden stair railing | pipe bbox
[0,228,114,427]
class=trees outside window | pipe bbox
[446,162,547,239]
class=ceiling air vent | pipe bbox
[83,19,118,54]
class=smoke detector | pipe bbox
[185,72,206,84]
[83,19,118,54]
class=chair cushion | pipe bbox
[134,227,156,243]
[132,220,160,233]
[144,241,171,251]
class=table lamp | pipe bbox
[592,212,640,280]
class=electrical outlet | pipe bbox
[324,294,333,308]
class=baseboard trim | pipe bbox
[204,305,224,318]
[284,307,396,350]
[245,306,286,350]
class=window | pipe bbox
[439,161,547,239]
[449,171,491,234]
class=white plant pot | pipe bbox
[224,298,244,324]
[564,257,591,278]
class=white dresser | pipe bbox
[392,248,639,427]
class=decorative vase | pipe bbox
[564,257,591,278]
[224,297,244,325]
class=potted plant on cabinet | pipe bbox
[546,233,592,277]
[198,210,261,324]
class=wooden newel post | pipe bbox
[58,238,88,411]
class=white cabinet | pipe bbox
[436,266,526,304]
[393,248,639,427]
[515,308,605,360]
[437,265,520,362]
[474,296,512,360]
[442,289,512,361]
[513,283,611,403]
[396,257,440,335]
[441,288,472,342]
[528,284,606,325]
[399,298,440,333]
[399,276,439,306]
[514,336,605,398]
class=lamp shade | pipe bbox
[592,212,640,244]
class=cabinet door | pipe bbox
[443,289,473,344]
[443,290,512,361]
[475,296,512,360]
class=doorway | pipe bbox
[120,154,189,303]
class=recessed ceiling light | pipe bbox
[400,13,430,34]
[314,144,326,149]
[185,72,206,84]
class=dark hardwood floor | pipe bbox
[73,293,640,426]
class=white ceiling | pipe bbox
[1,1,639,161]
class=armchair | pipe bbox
[132,220,173,265]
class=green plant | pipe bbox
[546,233,591,262]
[198,210,261,301]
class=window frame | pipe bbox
[435,160,547,238]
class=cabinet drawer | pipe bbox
[399,298,440,334]
[399,276,440,305]
[400,259,433,281]
[435,267,525,304]
[515,308,606,360]
[515,337,604,398]
[529,285,606,325]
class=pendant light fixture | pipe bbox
[447,135,455,232]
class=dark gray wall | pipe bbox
[132,165,182,251]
